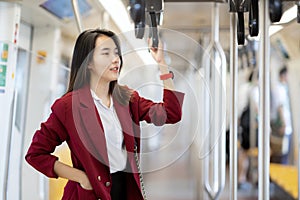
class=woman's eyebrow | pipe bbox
[100,47,110,51]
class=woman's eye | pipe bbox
[114,49,119,55]
[102,52,109,55]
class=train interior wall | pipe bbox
[1,1,300,199]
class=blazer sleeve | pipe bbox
[132,89,184,126]
[25,98,69,178]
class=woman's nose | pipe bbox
[112,55,120,64]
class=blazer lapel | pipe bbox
[113,99,142,188]
[75,85,109,166]
[74,85,137,176]
[113,99,136,153]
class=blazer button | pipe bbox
[97,176,101,181]
[105,182,111,187]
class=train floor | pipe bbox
[141,132,271,200]
[143,151,260,200]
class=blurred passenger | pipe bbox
[25,29,184,200]
[270,66,292,164]
[238,70,259,187]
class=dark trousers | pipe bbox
[111,171,127,200]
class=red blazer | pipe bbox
[25,84,184,200]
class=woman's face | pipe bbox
[89,35,121,84]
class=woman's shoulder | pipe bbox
[56,91,76,103]
[51,90,80,110]
[129,89,140,103]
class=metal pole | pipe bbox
[229,12,238,200]
[214,3,227,199]
[258,0,270,199]
[298,103,300,200]
[203,4,226,199]
[71,0,83,33]
[297,3,300,200]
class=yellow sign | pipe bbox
[1,50,8,60]
[0,43,9,62]
[37,50,47,64]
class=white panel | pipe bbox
[19,23,32,50]
[0,2,20,42]
[22,26,61,200]
[0,2,21,200]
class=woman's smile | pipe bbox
[109,66,119,73]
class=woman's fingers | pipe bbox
[147,38,166,64]
[80,183,93,190]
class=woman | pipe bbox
[25,29,184,200]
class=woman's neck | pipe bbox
[91,79,111,105]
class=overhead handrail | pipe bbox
[202,3,226,200]
[71,0,83,33]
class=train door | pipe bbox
[5,22,32,200]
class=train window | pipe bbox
[15,49,30,131]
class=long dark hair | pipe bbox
[66,29,132,105]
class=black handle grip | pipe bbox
[249,0,259,37]
[237,12,245,45]
[269,0,282,23]
[297,5,300,23]
[149,12,159,48]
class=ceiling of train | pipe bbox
[20,0,299,70]
[20,1,230,37]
